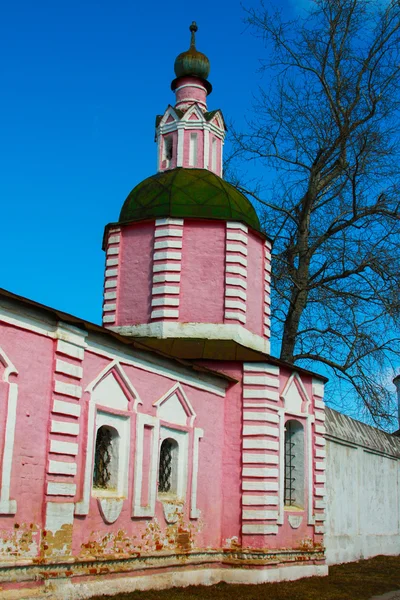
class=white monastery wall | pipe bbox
[325,408,400,564]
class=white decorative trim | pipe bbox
[54,380,82,399]
[50,440,78,455]
[75,361,139,516]
[47,482,76,496]
[242,495,278,505]
[132,414,160,517]
[190,428,204,518]
[103,227,121,328]
[57,340,84,360]
[242,481,279,492]
[48,460,77,475]
[51,420,79,436]
[52,399,81,417]
[243,439,279,450]
[243,389,279,401]
[153,382,196,427]
[242,510,279,520]
[111,322,270,355]
[224,223,248,326]
[55,359,83,379]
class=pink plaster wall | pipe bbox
[246,231,265,336]
[71,350,226,555]
[179,220,226,324]
[0,323,53,539]
[117,222,154,326]
[175,77,207,110]
[182,128,204,169]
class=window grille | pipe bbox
[159,439,174,493]
[93,426,113,489]
[284,420,296,506]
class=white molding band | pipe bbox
[190,428,204,518]
[132,414,160,517]
[102,227,121,327]
[151,219,184,321]
[224,223,248,325]
[241,362,281,537]
[264,240,272,339]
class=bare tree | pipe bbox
[230,0,400,425]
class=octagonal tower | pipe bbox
[102,24,272,359]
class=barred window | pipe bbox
[158,438,178,494]
[93,425,119,490]
[284,420,304,509]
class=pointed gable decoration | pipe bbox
[86,360,142,412]
[153,382,196,427]
[181,103,205,123]
[158,105,182,128]
[280,372,311,415]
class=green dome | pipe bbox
[119,168,261,232]
[174,22,210,81]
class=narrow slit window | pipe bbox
[189,133,198,166]
[164,136,173,166]
[159,438,178,495]
[284,420,304,508]
[93,425,119,491]
[211,138,217,171]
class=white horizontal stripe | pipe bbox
[315,448,326,458]
[225,277,247,289]
[154,251,182,261]
[264,327,271,337]
[315,526,325,534]
[315,424,326,434]
[226,264,247,277]
[242,495,278,506]
[227,221,248,233]
[315,500,326,509]
[105,268,118,277]
[224,311,246,324]
[243,439,279,451]
[243,375,279,388]
[56,340,84,361]
[264,316,271,327]
[154,228,183,238]
[314,486,326,497]
[154,240,183,250]
[315,461,326,471]
[104,280,117,289]
[55,360,83,379]
[314,399,325,409]
[225,299,246,311]
[153,273,181,283]
[50,440,78,456]
[47,482,76,496]
[315,410,326,422]
[107,247,119,256]
[226,232,248,244]
[242,509,278,520]
[153,263,182,272]
[103,315,116,323]
[243,411,279,423]
[226,254,247,267]
[243,425,279,437]
[151,309,179,319]
[52,400,81,418]
[242,453,276,464]
[225,288,247,301]
[242,482,279,492]
[152,285,180,295]
[264,272,271,283]
[104,291,117,300]
[243,363,280,375]
[226,243,248,256]
[103,303,116,312]
[315,436,326,446]
[54,380,82,399]
[48,460,77,476]
[151,297,180,307]
[155,218,184,226]
[316,474,326,483]
[108,235,120,244]
[106,258,119,267]
[242,468,279,478]
[265,240,272,250]
[243,389,279,401]
[51,420,80,436]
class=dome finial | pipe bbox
[190,22,198,48]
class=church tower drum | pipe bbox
[102,24,272,359]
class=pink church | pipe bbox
[0,22,361,599]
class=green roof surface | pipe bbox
[118,168,261,231]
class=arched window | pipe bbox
[93,425,119,491]
[284,420,305,509]
[158,438,179,495]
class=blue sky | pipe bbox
[0,0,284,323]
